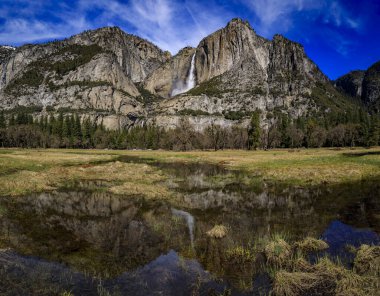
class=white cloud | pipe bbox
[240,0,324,36]
[240,0,361,37]
[79,0,231,54]
[0,0,363,56]
[323,1,360,30]
[0,0,218,52]
[0,19,61,44]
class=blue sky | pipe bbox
[0,0,379,79]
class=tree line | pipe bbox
[0,110,379,150]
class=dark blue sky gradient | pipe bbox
[0,0,379,79]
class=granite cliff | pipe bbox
[0,19,369,130]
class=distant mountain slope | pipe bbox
[335,61,380,113]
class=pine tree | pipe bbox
[0,112,5,128]
[73,114,82,139]
[82,117,92,148]
[367,116,380,147]
[48,115,56,134]
[62,116,71,139]
[9,114,15,126]
[57,112,64,139]
[248,111,261,150]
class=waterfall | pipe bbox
[171,53,196,96]
[171,208,195,248]
[186,53,196,90]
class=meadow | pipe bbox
[1,147,380,197]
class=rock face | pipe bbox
[336,61,380,112]
[362,62,380,112]
[144,47,196,98]
[68,27,171,83]
[195,19,268,83]
[0,18,366,130]
[0,46,15,64]
[335,70,365,98]
[0,27,172,129]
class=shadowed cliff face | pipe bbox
[336,61,380,112]
[335,70,365,98]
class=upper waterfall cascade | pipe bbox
[171,53,196,96]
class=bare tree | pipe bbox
[286,125,304,148]
[328,124,346,147]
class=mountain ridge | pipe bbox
[0,18,377,131]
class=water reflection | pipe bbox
[0,160,379,295]
[172,208,195,248]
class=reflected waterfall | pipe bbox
[171,208,195,247]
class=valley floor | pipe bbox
[0,147,379,296]
[0,147,380,197]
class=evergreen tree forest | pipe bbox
[0,109,379,150]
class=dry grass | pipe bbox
[225,246,256,262]
[1,148,380,191]
[353,245,380,276]
[112,147,380,185]
[273,271,321,296]
[294,237,329,253]
[206,225,228,238]
[264,238,291,267]
[271,244,379,296]
[0,151,173,199]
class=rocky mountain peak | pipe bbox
[68,26,170,83]
[195,18,264,84]
[226,18,252,30]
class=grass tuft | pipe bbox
[206,225,228,239]
[273,271,321,296]
[264,237,291,267]
[353,245,380,276]
[294,237,329,253]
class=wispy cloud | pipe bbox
[239,0,363,57]
[82,0,231,53]
[323,1,361,30]
[0,0,373,66]
[0,0,89,44]
[240,0,324,36]
[240,0,362,36]
[0,19,62,44]
[0,0,231,54]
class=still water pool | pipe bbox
[0,159,379,295]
